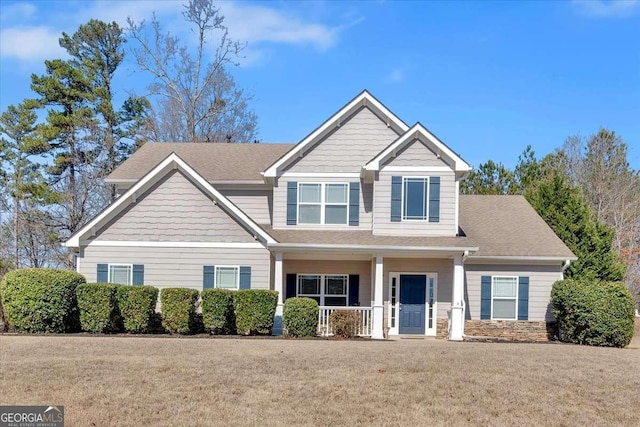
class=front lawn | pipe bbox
[1,334,638,426]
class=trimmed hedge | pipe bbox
[116,285,158,333]
[233,289,278,335]
[160,288,199,334]
[77,283,121,333]
[0,268,85,333]
[330,310,360,338]
[551,278,635,348]
[201,289,235,334]
[283,297,318,337]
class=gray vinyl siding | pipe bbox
[373,170,457,236]
[79,246,270,291]
[284,106,400,173]
[220,188,272,225]
[93,170,254,243]
[284,260,372,306]
[272,177,373,230]
[464,263,564,321]
[383,258,454,319]
[382,139,452,168]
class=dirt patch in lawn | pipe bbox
[1,336,639,426]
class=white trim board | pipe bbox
[85,241,266,249]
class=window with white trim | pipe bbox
[297,274,348,306]
[403,177,429,220]
[492,276,518,320]
[109,264,132,285]
[298,183,348,224]
[216,266,239,290]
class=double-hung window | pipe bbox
[216,266,240,290]
[298,183,348,225]
[492,276,518,320]
[403,177,429,220]
[109,264,132,285]
[297,274,348,306]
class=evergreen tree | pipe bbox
[527,173,626,281]
[60,19,151,202]
[0,101,58,267]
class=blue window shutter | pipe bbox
[518,276,529,320]
[97,264,108,283]
[287,181,297,225]
[391,176,402,222]
[132,264,144,286]
[349,182,360,226]
[286,274,297,300]
[239,266,251,289]
[480,276,491,320]
[429,176,440,223]
[348,275,360,306]
[203,266,215,289]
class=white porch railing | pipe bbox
[318,306,373,337]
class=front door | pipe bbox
[399,274,426,334]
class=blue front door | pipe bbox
[399,275,426,334]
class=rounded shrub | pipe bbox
[283,297,319,337]
[551,278,635,348]
[329,310,360,339]
[160,288,199,334]
[233,289,278,335]
[201,289,235,334]
[0,268,86,333]
[116,285,158,333]
[76,283,122,333]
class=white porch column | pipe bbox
[273,252,284,335]
[371,255,385,340]
[449,255,465,341]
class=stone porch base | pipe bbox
[463,320,556,342]
[435,319,556,342]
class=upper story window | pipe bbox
[298,183,348,225]
[391,175,440,223]
[403,177,429,220]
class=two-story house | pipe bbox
[65,91,576,340]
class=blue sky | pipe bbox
[1,0,639,169]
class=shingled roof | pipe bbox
[107,142,295,183]
[459,195,576,258]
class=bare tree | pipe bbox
[559,129,640,300]
[128,0,258,143]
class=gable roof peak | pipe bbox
[363,122,472,177]
[262,90,409,178]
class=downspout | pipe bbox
[562,259,571,272]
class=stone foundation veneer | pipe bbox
[463,320,556,342]
[435,319,556,341]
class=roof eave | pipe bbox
[268,242,479,254]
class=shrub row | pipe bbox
[551,278,635,348]
[0,268,322,337]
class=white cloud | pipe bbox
[220,3,338,51]
[0,1,359,65]
[572,0,640,18]
[0,26,66,63]
[387,68,405,84]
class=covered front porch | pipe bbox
[271,248,473,340]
